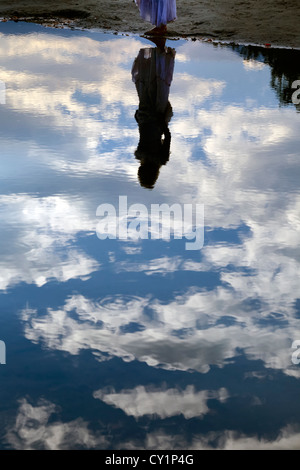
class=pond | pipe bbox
[0,21,300,450]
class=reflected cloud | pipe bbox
[243,59,266,71]
[21,289,300,377]
[132,426,300,450]
[0,33,143,183]
[5,398,107,450]
[94,385,228,419]
[6,397,300,450]
[1,25,300,449]
[0,195,99,290]
[0,29,298,376]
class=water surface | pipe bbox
[0,22,300,450]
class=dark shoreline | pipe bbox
[0,0,300,49]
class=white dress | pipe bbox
[135,0,177,27]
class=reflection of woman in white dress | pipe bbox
[132,44,175,188]
[135,0,177,35]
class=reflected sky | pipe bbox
[0,22,300,450]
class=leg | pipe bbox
[144,24,167,36]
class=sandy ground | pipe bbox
[0,0,299,48]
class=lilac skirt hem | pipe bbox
[135,0,177,27]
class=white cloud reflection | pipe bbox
[6,398,107,450]
[93,385,228,419]
[6,397,300,450]
[21,288,300,377]
[134,426,300,450]
[0,29,299,381]
[0,194,99,290]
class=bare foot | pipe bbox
[144,25,167,36]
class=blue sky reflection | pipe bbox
[0,23,300,449]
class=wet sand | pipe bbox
[0,0,299,48]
